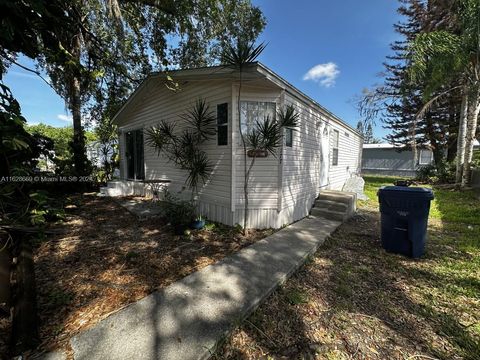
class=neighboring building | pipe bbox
[362,143,434,177]
[104,62,363,229]
[86,140,117,168]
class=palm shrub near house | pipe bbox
[146,98,216,228]
[243,105,299,225]
[222,40,299,232]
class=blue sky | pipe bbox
[4,0,401,138]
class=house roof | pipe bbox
[112,62,360,135]
[363,143,399,149]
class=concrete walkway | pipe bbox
[69,215,342,360]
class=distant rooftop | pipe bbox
[364,140,480,150]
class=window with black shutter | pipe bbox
[217,103,228,146]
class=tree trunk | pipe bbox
[69,31,88,176]
[446,99,459,162]
[425,113,442,166]
[0,237,11,314]
[237,70,249,234]
[11,236,39,355]
[456,90,468,184]
[462,87,480,186]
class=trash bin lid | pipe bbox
[378,186,434,200]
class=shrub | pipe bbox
[415,164,437,183]
[436,161,456,184]
[415,161,456,184]
[162,191,196,228]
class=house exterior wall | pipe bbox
[361,148,433,177]
[115,70,362,229]
[327,121,363,190]
[232,85,283,228]
[231,86,362,229]
[117,79,233,225]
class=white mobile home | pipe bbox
[107,63,362,228]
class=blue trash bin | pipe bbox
[378,186,434,258]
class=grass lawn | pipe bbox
[214,175,480,359]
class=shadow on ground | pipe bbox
[214,208,480,360]
[32,193,268,355]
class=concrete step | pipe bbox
[107,181,122,189]
[317,190,356,205]
[310,207,347,221]
[100,187,123,197]
[314,199,348,212]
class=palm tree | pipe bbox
[222,40,266,232]
[146,98,215,200]
[409,0,480,186]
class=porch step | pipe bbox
[99,186,123,197]
[310,207,347,221]
[311,190,357,222]
[317,190,356,205]
[314,199,348,213]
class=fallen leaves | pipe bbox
[33,194,270,355]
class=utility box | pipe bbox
[378,186,434,258]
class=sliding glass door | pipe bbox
[125,129,144,180]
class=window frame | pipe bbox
[418,149,433,165]
[285,128,293,147]
[332,129,339,166]
[239,101,276,141]
[216,103,228,146]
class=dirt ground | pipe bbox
[25,194,271,357]
[214,208,480,360]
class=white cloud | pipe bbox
[303,62,340,87]
[57,114,72,122]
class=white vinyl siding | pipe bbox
[115,67,362,229]
[328,123,362,190]
[117,79,233,223]
[280,93,323,225]
[233,86,281,222]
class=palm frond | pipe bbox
[184,150,213,191]
[222,40,266,69]
[277,105,300,129]
[145,120,177,156]
[408,30,466,98]
[181,98,216,142]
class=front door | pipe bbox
[125,129,144,180]
[319,122,330,188]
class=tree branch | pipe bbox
[4,57,67,102]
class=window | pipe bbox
[285,128,293,147]
[332,129,339,166]
[240,101,276,138]
[217,103,228,146]
[419,149,433,165]
[125,129,144,180]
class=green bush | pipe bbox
[415,161,456,184]
[415,164,437,183]
[162,191,196,227]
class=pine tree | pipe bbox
[356,121,365,137]
[359,0,461,166]
[364,124,374,144]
